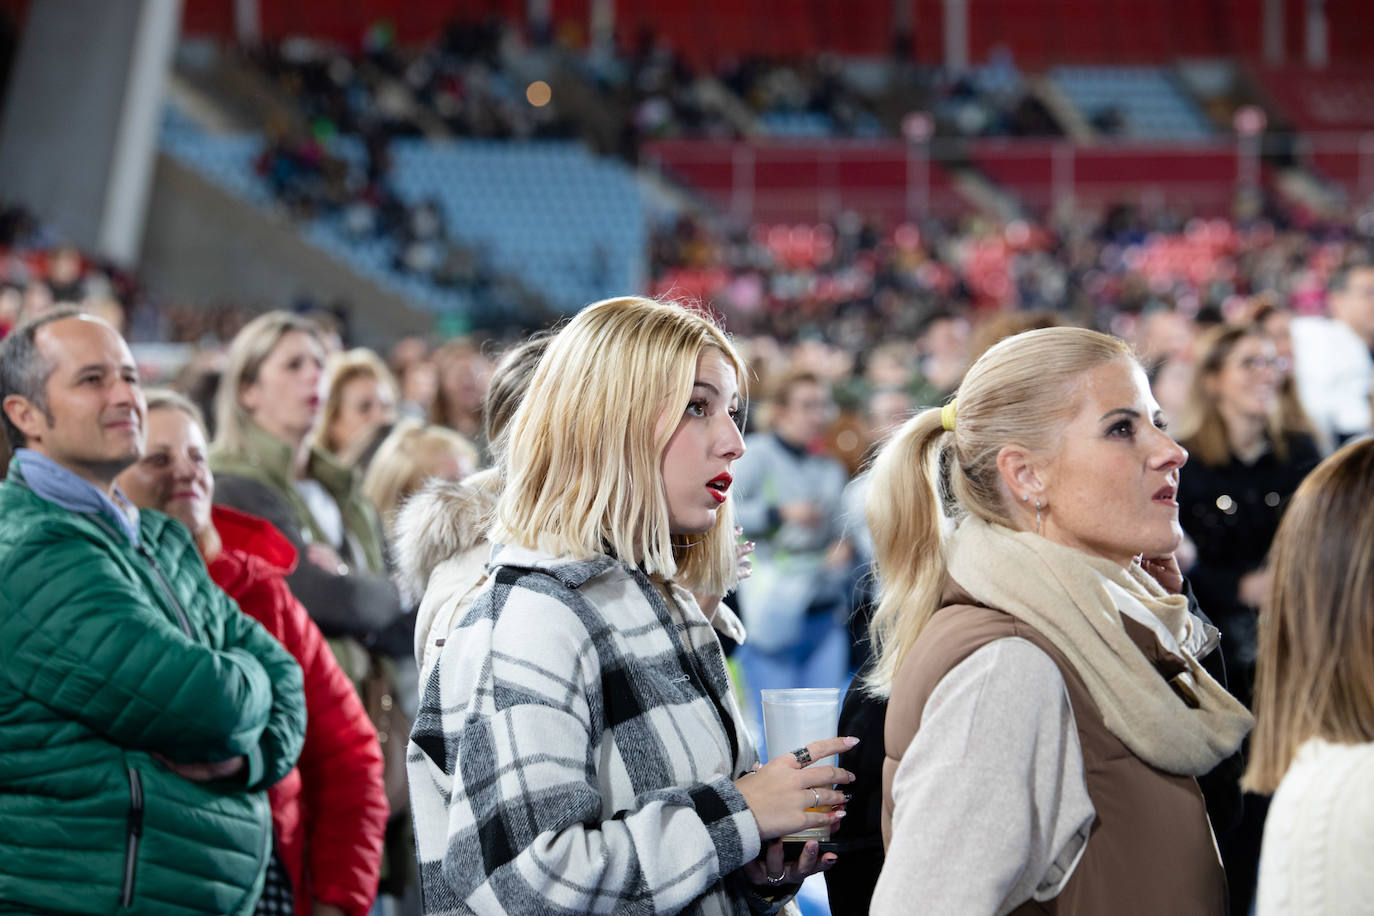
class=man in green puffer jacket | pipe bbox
[0,308,306,915]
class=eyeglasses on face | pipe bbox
[1233,356,1288,373]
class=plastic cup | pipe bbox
[760,687,841,840]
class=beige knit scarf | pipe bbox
[946,516,1253,776]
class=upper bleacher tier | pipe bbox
[160,105,645,317]
[1049,66,1215,141]
[388,140,645,311]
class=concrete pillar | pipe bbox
[234,0,259,45]
[1263,0,1284,66]
[943,0,968,69]
[1305,0,1328,68]
[0,0,182,266]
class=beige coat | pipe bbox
[881,592,1226,915]
[392,469,500,686]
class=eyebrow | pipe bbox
[692,379,741,404]
[72,362,137,375]
[693,380,720,396]
[1101,406,1169,427]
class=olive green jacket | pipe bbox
[210,420,386,572]
[210,421,405,652]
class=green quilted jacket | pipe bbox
[0,461,306,915]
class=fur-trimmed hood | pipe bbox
[395,466,752,677]
[393,468,500,601]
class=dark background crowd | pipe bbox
[3,1,1374,914]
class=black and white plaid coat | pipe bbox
[408,544,791,915]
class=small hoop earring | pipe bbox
[1035,500,1044,535]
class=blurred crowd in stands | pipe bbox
[247,19,575,291]
[5,192,1369,437]
[589,33,1064,147]
[251,19,575,145]
[649,202,1364,374]
[927,51,1064,138]
[6,178,1374,914]
[0,206,141,339]
[228,20,1089,325]
[6,10,1373,912]
[244,18,1065,168]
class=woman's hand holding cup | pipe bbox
[742,837,834,888]
[735,736,857,840]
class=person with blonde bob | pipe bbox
[1245,438,1374,914]
[315,347,399,469]
[407,297,856,915]
[867,327,1253,915]
[360,419,478,529]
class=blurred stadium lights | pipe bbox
[526,80,552,107]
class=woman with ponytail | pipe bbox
[867,327,1253,915]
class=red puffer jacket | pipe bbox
[208,505,389,916]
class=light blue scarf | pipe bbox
[14,448,141,545]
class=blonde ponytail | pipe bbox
[861,326,1136,697]
[864,407,952,696]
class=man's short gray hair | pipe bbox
[0,305,86,450]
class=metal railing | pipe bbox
[645,133,1374,224]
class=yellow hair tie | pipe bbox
[941,400,958,432]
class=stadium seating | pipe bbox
[1049,66,1214,140]
[757,110,838,138]
[158,106,645,314]
[388,141,645,311]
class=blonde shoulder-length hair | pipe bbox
[1244,437,1374,793]
[213,311,324,455]
[362,418,479,529]
[317,347,399,459]
[491,296,746,596]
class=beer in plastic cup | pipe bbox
[760,687,841,840]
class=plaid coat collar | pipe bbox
[485,542,618,589]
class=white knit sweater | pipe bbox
[1256,738,1374,915]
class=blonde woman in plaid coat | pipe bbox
[407,297,856,915]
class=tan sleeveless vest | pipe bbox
[882,597,1226,916]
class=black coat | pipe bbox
[1177,432,1320,706]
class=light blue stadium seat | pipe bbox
[159,103,646,315]
[1049,66,1214,140]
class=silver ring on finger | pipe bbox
[810,788,820,808]
[766,872,786,886]
[790,746,813,766]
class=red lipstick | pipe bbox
[707,473,732,503]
